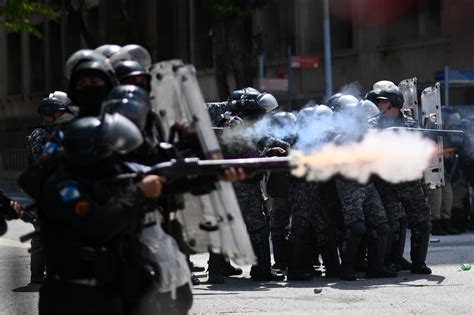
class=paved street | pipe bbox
[1,217,473,314]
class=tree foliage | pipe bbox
[0,0,57,38]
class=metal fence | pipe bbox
[0,149,28,179]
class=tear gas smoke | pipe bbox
[290,129,436,184]
[339,82,363,100]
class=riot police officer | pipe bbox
[370,81,432,274]
[34,113,164,315]
[26,91,75,284]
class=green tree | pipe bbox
[0,0,57,37]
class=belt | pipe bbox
[69,278,103,287]
[51,274,103,287]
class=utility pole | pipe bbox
[323,0,333,98]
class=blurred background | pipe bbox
[0,0,473,183]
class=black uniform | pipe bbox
[37,159,154,315]
[374,112,432,274]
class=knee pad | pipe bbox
[398,216,408,228]
[349,221,367,236]
[415,221,432,234]
[375,222,390,237]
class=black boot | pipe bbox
[287,229,313,281]
[320,227,341,278]
[223,261,243,276]
[271,236,288,271]
[208,252,225,284]
[340,222,366,281]
[443,219,461,235]
[30,235,45,284]
[366,224,397,279]
[391,218,412,271]
[431,220,447,236]
[450,208,466,233]
[410,222,432,275]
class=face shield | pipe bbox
[101,113,144,154]
[255,92,278,113]
[101,98,150,131]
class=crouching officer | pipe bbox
[32,113,163,315]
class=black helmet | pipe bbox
[38,91,72,116]
[271,111,297,128]
[69,61,118,117]
[63,113,143,165]
[296,106,317,123]
[365,90,378,104]
[372,80,404,108]
[95,44,122,58]
[326,94,359,111]
[376,89,405,108]
[314,104,334,118]
[228,87,261,101]
[102,85,151,131]
[360,99,380,118]
[65,49,112,80]
[109,44,152,68]
[113,60,151,92]
[228,87,278,115]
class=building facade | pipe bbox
[0,0,473,177]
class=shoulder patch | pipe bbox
[42,141,58,155]
[74,200,90,216]
[58,182,81,203]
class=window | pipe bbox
[383,0,441,45]
[330,1,354,50]
[7,32,22,95]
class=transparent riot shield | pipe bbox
[398,77,419,121]
[420,82,445,189]
[149,60,255,265]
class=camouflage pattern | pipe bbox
[374,178,406,237]
[233,181,270,274]
[335,179,388,228]
[289,181,325,234]
[269,197,290,244]
[221,132,272,275]
[378,180,430,229]
[26,125,51,164]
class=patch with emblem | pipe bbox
[74,200,90,216]
[58,182,81,203]
[42,141,58,155]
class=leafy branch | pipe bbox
[0,0,58,38]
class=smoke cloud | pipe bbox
[290,129,436,184]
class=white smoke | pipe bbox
[339,82,363,100]
[290,129,436,184]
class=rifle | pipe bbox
[386,127,464,138]
[115,157,292,187]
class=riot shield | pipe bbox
[398,77,419,121]
[149,60,255,265]
[420,82,445,189]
